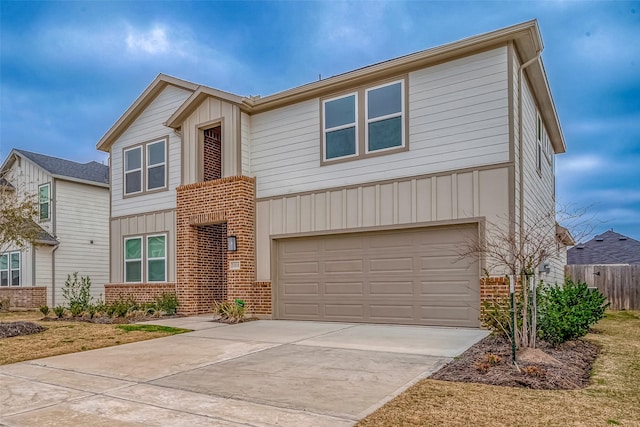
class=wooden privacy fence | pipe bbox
[565,264,640,310]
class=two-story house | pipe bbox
[0,149,109,307]
[97,20,567,327]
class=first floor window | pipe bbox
[124,237,142,282]
[39,183,50,220]
[0,252,20,286]
[147,235,166,282]
[124,234,167,283]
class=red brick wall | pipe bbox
[0,287,47,309]
[480,276,522,305]
[104,283,176,304]
[176,176,270,315]
[194,223,227,302]
[203,127,222,182]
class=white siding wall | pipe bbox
[35,246,54,305]
[518,63,563,285]
[251,47,510,198]
[53,180,109,304]
[111,85,192,217]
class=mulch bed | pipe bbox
[430,334,600,389]
[39,314,185,324]
[0,322,46,339]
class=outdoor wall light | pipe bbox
[227,236,237,252]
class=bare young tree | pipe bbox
[0,171,40,254]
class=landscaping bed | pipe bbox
[430,334,599,389]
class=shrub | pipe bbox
[213,299,246,323]
[537,278,609,345]
[53,305,65,318]
[62,272,93,316]
[106,296,138,318]
[155,293,178,315]
[39,305,50,316]
[0,297,10,312]
[480,295,524,343]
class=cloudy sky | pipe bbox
[1,1,638,240]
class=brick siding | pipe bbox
[0,287,47,309]
[104,283,176,304]
[203,127,222,182]
[176,176,270,315]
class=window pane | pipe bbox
[0,271,7,286]
[148,259,166,282]
[125,170,141,194]
[40,202,49,220]
[11,271,19,286]
[326,127,356,159]
[368,117,402,151]
[125,148,141,171]
[125,261,142,282]
[0,254,7,270]
[147,165,165,190]
[325,95,356,129]
[148,141,165,165]
[39,185,49,203]
[10,253,19,269]
[368,83,402,119]
[148,236,165,258]
[125,238,141,260]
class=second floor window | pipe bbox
[38,183,50,220]
[124,139,167,196]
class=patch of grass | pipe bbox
[357,310,640,427]
[0,310,191,365]
[116,324,189,334]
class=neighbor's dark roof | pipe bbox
[14,149,108,185]
[567,230,640,265]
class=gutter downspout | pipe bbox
[517,51,541,245]
[51,244,59,306]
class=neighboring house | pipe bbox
[0,149,109,307]
[568,230,640,265]
[97,20,567,327]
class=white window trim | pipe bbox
[146,234,167,283]
[146,140,167,191]
[38,183,50,221]
[364,80,405,155]
[124,236,143,283]
[124,146,143,196]
[1,251,21,287]
[322,92,359,162]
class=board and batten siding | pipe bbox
[241,112,251,176]
[110,210,176,283]
[110,85,192,218]
[256,166,510,281]
[181,97,242,184]
[53,180,109,304]
[250,47,510,199]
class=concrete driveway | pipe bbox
[0,317,487,426]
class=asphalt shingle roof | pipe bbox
[567,230,640,265]
[14,149,109,185]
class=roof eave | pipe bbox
[250,20,543,113]
[96,74,198,152]
[165,86,246,129]
[52,174,109,188]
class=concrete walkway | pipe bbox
[0,317,488,426]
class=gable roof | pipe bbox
[568,230,640,265]
[96,74,199,152]
[99,20,566,156]
[1,149,109,187]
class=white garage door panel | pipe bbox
[276,224,480,327]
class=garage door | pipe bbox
[275,224,480,327]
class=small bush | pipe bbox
[0,298,10,312]
[155,293,178,315]
[213,299,246,323]
[62,272,93,317]
[39,305,50,316]
[107,296,138,318]
[53,305,65,318]
[537,278,609,345]
[480,295,523,341]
